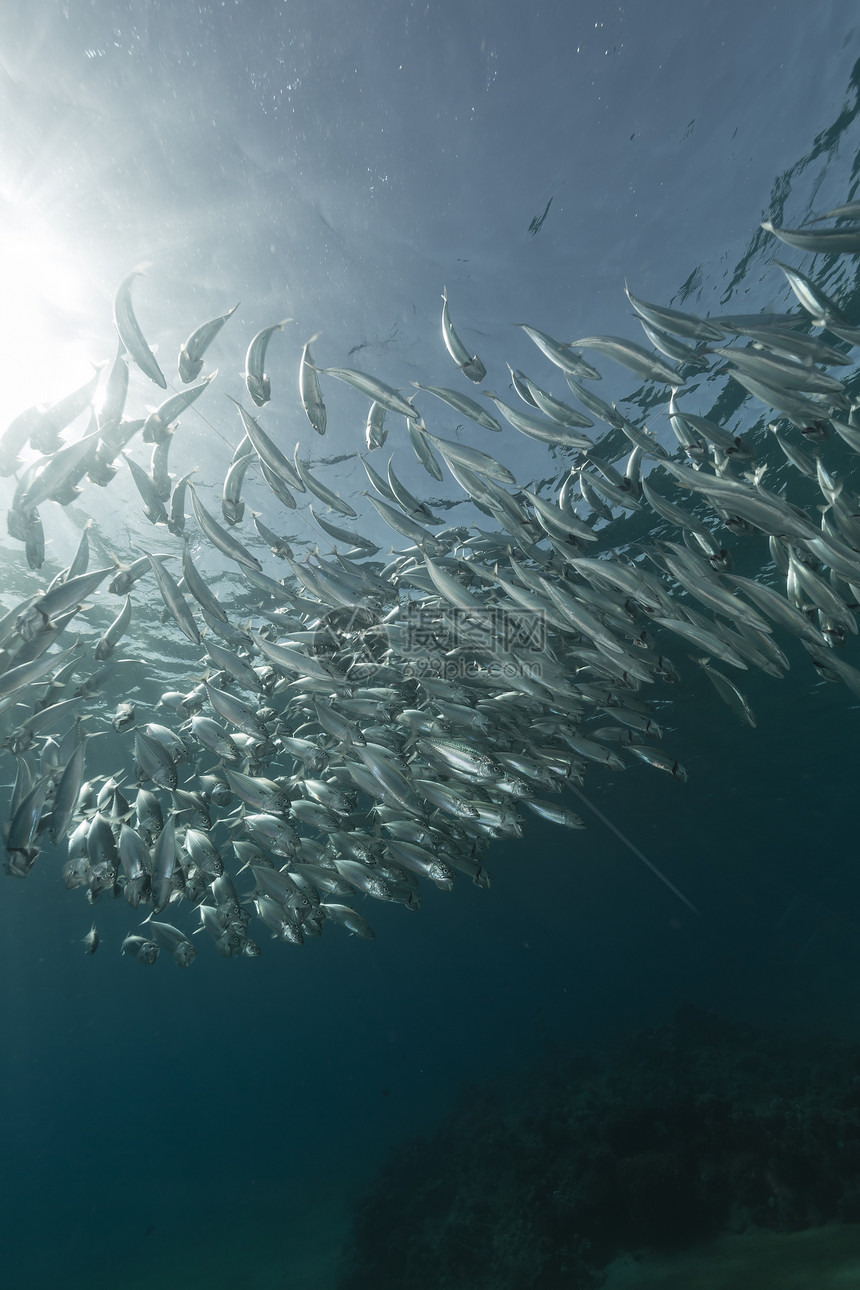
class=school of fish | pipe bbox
[3,206,860,965]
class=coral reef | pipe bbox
[337,1007,860,1289]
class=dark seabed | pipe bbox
[2,3,860,1288]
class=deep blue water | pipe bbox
[2,3,860,1286]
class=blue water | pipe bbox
[2,3,860,1286]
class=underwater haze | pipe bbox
[3,2,860,1287]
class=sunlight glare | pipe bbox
[0,206,100,438]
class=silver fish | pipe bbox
[299,340,327,435]
[412,382,502,431]
[146,920,197,966]
[179,303,239,382]
[293,449,357,518]
[143,373,216,444]
[319,364,419,420]
[147,554,201,645]
[221,439,254,526]
[125,455,168,525]
[518,323,602,380]
[122,934,160,965]
[624,282,724,340]
[112,702,136,732]
[365,400,388,449]
[188,483,262,571]
[771,261,850,327]
[245,319,291,407]
[570,333,682,385]
[113,266,167,388]
[761,219,860,253]
[419,428,516,486]
[94,595,132,661]
[483,393,594,449]
[227,397,305,494]
[407,417,445,481]
[441,286,486,382]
